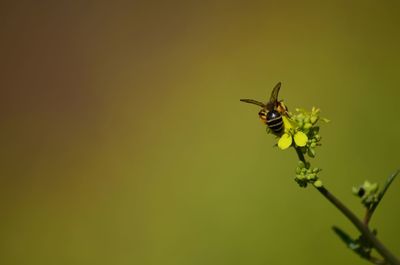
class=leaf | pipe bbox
[378,169,399,202]
[369,169,400,213]
[333,227,387,264]
[363,169,399,225]
[332,226,359,250]
[332,227,374,259]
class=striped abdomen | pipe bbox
[266,110,284,133]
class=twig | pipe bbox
[294,147,400,265]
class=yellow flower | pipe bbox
[278,133,293,149]
[294,131,308,146]
[277,116,308,150]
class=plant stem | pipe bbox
[316,186,398,264]
[294,147,400,265]
[295,147,306,164]
[365,208,373,226]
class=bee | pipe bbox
[240,82,289,134]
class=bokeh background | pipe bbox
[1,1,400,264]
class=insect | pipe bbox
[240,82,289,134]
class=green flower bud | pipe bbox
[313,180,323,188]
[304,123,312,129]
[353,181,380,207]
[310,115,318,124]
[296,174,305,180]
[352,187,360,196]
[312,167,321,173]
[308,148,316,158]
[307,173,316,180]
[295,177,308,188]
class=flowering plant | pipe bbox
[241,84,399,265]
[266,106,328,187]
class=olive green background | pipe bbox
[1,1,400,265]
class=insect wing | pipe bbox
[266,82,281,111]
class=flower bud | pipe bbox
[304,123,312,129]
[313,180,323,188]
[310,115,318,124]
[296,174,305,180]
[312,167,321,173]
[308,148,316,158]
[307,173,316,180]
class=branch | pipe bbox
[317,186,398,264]
[332,226,386,265]
[294,147,400,265]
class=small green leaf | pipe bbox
[366,169,400,215]
[378,169,399,202]
[298,160,305,168]
[332,226,358,249]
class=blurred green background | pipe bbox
[1,1,400,264]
